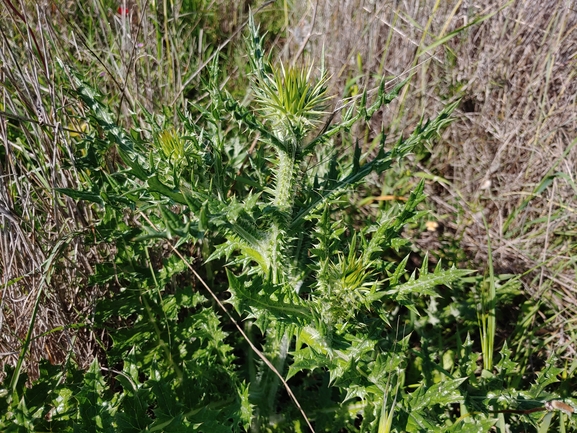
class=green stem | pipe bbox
[268,144,297,284]
[269,225,281,284]
[273,149,297,212]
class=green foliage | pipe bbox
[2,12,576,433]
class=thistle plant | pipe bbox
[244,15,332,288]
[32,14,467,432]
[257,63,330,209]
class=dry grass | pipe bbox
[0,0,120,382]
[0,7,94,381]
[287,0,577,322]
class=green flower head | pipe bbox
[254,63,332,144]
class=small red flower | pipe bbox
[117,6,129,16]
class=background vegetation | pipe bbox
[0,0,576,431]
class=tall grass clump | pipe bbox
[0,0,101,383]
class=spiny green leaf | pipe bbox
[226,270,312,320]
[408,378,466,412]
[380,267,473,301]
